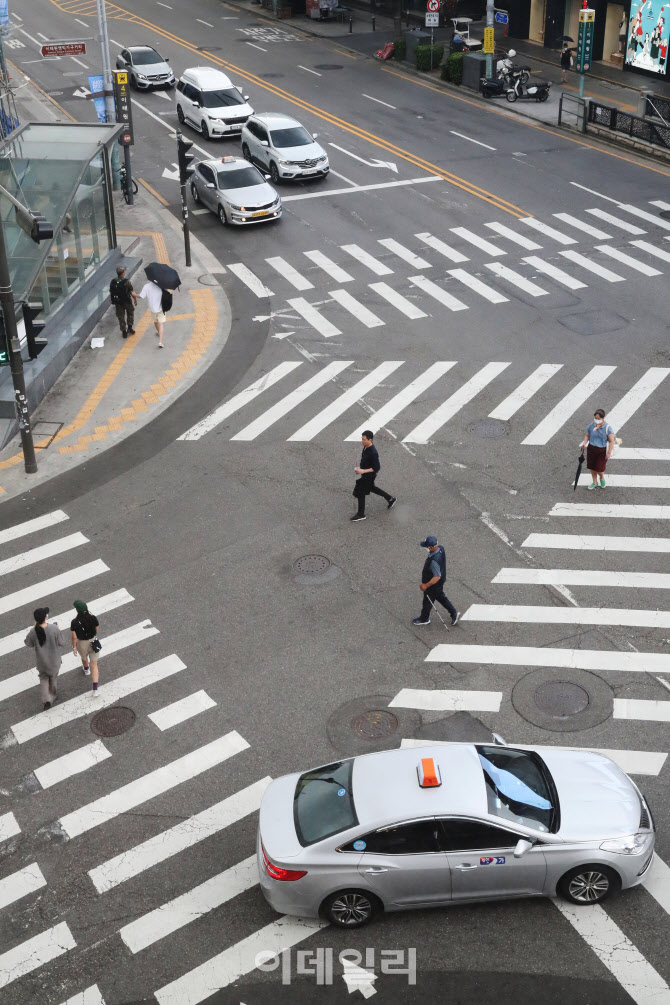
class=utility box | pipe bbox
[404,29,431,65]
[462,52,489,90]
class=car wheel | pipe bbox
[321,890,381,928]
[558,866,620,905]
[218,206,228,226]
[270,161,280,185]
[177,105,185,124]
[242,142,251,161]
[191,183,199,203]
[201,120,210,140]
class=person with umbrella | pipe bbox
[139,263,181,350]
[560,42,575,82]
[580,408,615,490]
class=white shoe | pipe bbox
[158,342,164,348]
[92,689,100,698]
[83,665,91,676]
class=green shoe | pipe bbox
[600,477,606,488]
[587,483,597,491]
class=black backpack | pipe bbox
[109,278,126,305]
[161,289,173,314]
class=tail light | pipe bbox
[261,842,307,882]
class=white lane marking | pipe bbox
[630,240,670,263]
[403,362,510,444]
[246,42,268,50]
[75,17,88,26]
[154,917,327,1005]
[58,988,105,1005]
[644,856,670,916]
[555,897,670,1005]
[280,176,441,202]
[58,731,248,840]
[0,863,46,911]
[227,263,273,297]
[522,256,587,290]
[70,56,88,68]
[346,362,457,440]
[595,244,662,276]
[232,361,353,441]
[34,740,111,790]
[650,200,670,210]
[287,297,341,338]
[389,689,502,711]
[289,362,404,442]
[0,922,76,989]
[327,168,357,185]
[523,532,670,551]
[19,26,45,45]
[615,447,670,459]
[0,559,108,618]
[10,654,187,746]
[550,503,670,519]
[447,268,508,303]
[148,690,216,731]
[485,261,548,296]
[462,604,670,628]
[579,473,670,487]
[0,621,158,705]
[586,207,645,234]
[303,249,353,282]
[614,699,670,722]
[0,812,20,842]
[341,244,393,275]
[178,362,302,440]
[378,237,430,268]
[363,93,396,108]
[559,249,625,282]
[450,226,504,256]
[89,778,271,893]
[450,130,496,149]
[0,531,87,578]
[0,588,132,660]
[298,65,322,75]
[416,232,469,263]
[328,288,384,327]
[408,275,468,311]
[425,642,670,673]
[489,364,563,420]
[196,18,213,25]
[190,207,210,215]
[109,39,124,47]
[120,855,257,953]
[553,212,611,239]
[618,203,670,230]
[520,217,577,244]
[522,365,616,445]
[157,2,172,6]
[494,567,670,588]
[266,256,313,291]
[485,222,541,249]
[369,281,427,319]
[0,508,68,546]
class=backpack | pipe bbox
[109,278,126,305]
[161,289,173,314]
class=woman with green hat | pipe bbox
[70,600,101,696]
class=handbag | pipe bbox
[91,636,102,654]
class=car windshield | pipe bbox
[294,760,357,846]
[133,48,164,64]
[270,126,313,148]
[476,745,558,833]
[217,167,263,189]
[202,88,245,108]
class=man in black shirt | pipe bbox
[109,265,138,338]
[351,430,396,522]
[413,535,461,626]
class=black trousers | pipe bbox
[420,580,457,621]
[354,475,392,515]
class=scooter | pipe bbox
[506,71,551,102]
[480,75,510,99]
[496,49,531,85]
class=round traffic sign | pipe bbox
[427,0,439,11]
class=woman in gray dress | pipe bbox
[24,607,68,710]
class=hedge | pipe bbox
[441,52,463,84]
[394,36,406,61]
[415,43,444,72]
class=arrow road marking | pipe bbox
[342,957,378,998]
[328,143,397,173]
[72,87,91,98]
[162,163,180,181]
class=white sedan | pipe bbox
[190,156,281,226]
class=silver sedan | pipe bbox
[190,156,281,227]
[257,741,655,927]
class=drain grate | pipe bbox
[467,418,508,439]
[91,706,136,737]
[534,681,589,717]
[352,710,398,739]
[293,555,331,575]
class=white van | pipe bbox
[176,67,254,140]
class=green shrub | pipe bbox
[415,43,444,72]
[394,36,406,61]
[441,52,463,84]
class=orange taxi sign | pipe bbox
[417,757,441,787]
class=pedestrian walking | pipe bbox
[580,408,615,490]
[24,607,67,710]
[70,600,101,696]
[109,265,138,339]
[139,279,167,348]
[560,44,574,82]
[412,536,461,627]
[351,430,396,522]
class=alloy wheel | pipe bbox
[328,893,373,926]
[177,105,185,123]
[202,121,209,140]
[270,162,280,185]
[568,871,610,903]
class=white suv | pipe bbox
[176,67,254,140]
[240,112,329,184]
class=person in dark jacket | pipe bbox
[351,430,396,522]
[110,265,138,339]
[560,44,574,82]
[413,536,461,626]
[71,599,101,696]
[24,607,68,709]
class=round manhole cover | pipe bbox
[91,706,136,737]
[467,418,508,439]
[352,710,398,738]
[534,681,589,717]
[293,555,331,575]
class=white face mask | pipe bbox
[594,417,604,426]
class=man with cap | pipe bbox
[413,536,460,627]
[24,607,68,710]
[109,265,138,339]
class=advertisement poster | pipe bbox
[0,1,9,37]
[626,0,669,74]
[87,74,108,124]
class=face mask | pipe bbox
[594,418,604,425]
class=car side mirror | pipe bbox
[261,140,269,147]
[165,56,170,61]
[491,733,507,746]
[514,838,534,859]
[244,95,250,101]
[195,101,201,108]
[264,173,271,180]
[206,183,215,189]
[312,132,318,138]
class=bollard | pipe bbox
[349,14,353,31]
[372,15,375,29]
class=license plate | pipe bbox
[303,168,318,174]
[252,210,269,218]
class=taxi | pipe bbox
[189,155,281,226]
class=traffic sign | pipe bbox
[495,10,508,23]
[427,0,439,11]
[41,40,86,57]
[576,7,595,73]
[425,11,439,26]
[113,70,134,146]
[483,26,495,52]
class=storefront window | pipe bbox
[625,0,670,75]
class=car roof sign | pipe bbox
[417,757,441,788]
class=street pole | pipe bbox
[430,26,434,70]
[485,0,494,77]
[177,132,192,268]
[95,0,121,188]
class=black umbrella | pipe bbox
[144,262,181,290]
[573,452,585,492]
[556,34,574,42]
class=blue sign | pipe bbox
[88,74,107,124]
[495,10,508,23]
[0,1,9,37]
[353,840,366,851]
[337,788,346,797]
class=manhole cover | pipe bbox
[534,681,589,717]
[352,710,398,738]
[559,310,628,336]
[467,418,508,438]
[313,64,344,70]
[91,706,136,737]
[293,555,331,575]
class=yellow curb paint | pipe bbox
[138,177,170,207]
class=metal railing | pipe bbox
[558,92,586,133]
[587,101,670,150]
[644,92,670,125]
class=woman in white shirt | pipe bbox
[139,280,166,347]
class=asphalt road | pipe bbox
[3,1,670,1004]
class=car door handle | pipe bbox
[362,867,389,874]
[453,864,477,870]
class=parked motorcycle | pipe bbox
[480,76,510,99]
[496,50,531,85]
[506,72,551,102]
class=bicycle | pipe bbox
[120,165,138,204]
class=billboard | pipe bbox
[626,0,669,75]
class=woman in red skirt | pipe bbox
[580,408,615,490]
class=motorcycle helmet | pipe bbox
[507,49,516,56]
